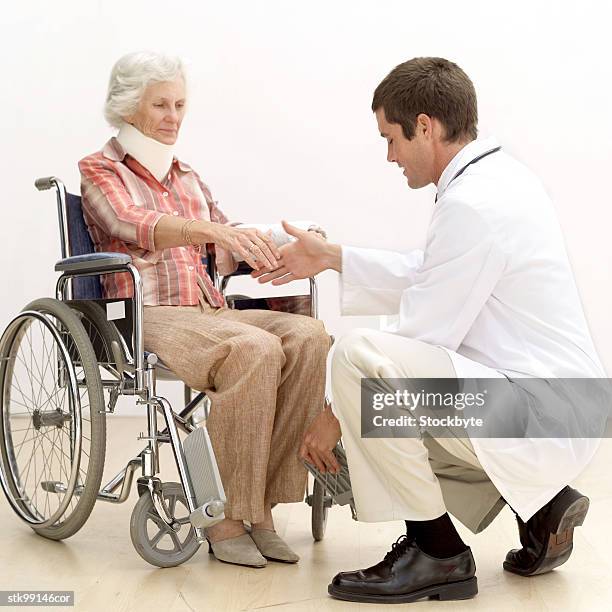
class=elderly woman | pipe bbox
[79,51,331,568]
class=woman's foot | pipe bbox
[251,505,275,532]
[249,530,300,563]
[249,505,300,563]
[206,518,247,543]
[206,519,267,568]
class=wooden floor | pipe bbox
[1,417,611,611]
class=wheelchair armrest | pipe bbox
[54,252,132,273]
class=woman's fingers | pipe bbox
[250,233,278,269]
[261,230,281,259]
[235,229,279,270]
[235,243,263,270]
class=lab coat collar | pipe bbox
[436,136,500,201]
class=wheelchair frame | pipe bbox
[0,175,332,567]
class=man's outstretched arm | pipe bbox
[251,220,342,285]
[253,220,425,316]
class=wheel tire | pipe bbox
[311,479,329,542]
[0,298,106,540]
[130,482,200,568]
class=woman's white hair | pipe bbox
[104,51,186,129]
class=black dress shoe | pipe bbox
[328,535,477,604]
[504,486,589,577]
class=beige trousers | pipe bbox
[331,328,505,534]
[143,304,331,523]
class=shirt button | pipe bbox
[188,266,194,271]
[172,210,179,216]
[162,191,169,197]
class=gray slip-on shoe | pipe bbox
[249,529,300,563]
[208,533,267,568]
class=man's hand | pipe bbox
[299,403,342,474]
[251,220,341,285]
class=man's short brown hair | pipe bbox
[372,57,478,143]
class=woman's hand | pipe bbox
[209,225,281,271]
[299,402,342,474]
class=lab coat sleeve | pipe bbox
[396,200,507,351]
[340,246,425,315]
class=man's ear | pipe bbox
[416,113,434,139]
[424,116,449,144]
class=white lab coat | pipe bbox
[339,137,606,521]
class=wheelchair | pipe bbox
[0,176,344,567]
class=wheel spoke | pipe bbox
[0,306,104,530]
[146,511,166,529]
[169,530,183,552]
[19,430,41,497]
[150,528,167,548]
[10,369,35,413]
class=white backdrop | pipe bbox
[1,0,611,412]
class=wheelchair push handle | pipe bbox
[35,176,57,191]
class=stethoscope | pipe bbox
[435,146,501,203]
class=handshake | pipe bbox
[210,219,342,283]
[240,220,342,285]
[233,220,327,253]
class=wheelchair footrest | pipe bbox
[304,444,354,507]
[183,426,226,528]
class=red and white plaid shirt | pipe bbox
[79,138,236,307]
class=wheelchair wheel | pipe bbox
[0,298,106,540]
[311,479,330,542]
[66,300,126,375]
[130,482,200,568]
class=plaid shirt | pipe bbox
[79,138,235,307]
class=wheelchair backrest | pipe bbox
[65,192,103,300]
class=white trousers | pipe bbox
[331,328,505,533]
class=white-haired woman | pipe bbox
[79,52,332,568]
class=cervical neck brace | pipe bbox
[116,122,175,182]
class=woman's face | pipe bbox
[126,77,186,145]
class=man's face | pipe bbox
[375,108,435,189]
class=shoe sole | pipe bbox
[261,555,299,564]
[327,577,478,603]
[503,492,589,577]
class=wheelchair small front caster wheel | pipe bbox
[130,482,200,567]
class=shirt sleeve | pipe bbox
[193,173,230,225]
[192,172,239,275]
[340,246,425,315]
[79,157,167,263]
[393,200,507,351]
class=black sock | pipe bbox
[405,513,468,559]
